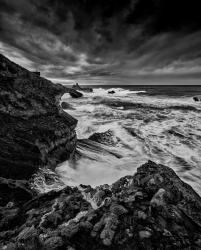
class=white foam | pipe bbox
[55,88,201,195]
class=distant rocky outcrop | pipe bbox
[193,96,200,102]
[72,83,93,93]
[69,90,83,98]
[108,90,115,94]
[0,54,78,180]
[1,161,201,250]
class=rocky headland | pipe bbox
[0,54,81,204]
[0,54,201,250]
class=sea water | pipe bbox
[35,85,201,195]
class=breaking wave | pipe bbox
[34,86,201,195]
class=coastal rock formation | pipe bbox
[0,54,78,180]
[72,83,93,93]
[193,96,200,102]
[69,90,83,98]
[61,102,75,110]
[1,161,201,250]
[108,90,115,94]
[88,130,117,146]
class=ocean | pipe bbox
[34,85,201,195]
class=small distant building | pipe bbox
[31,71,40,76]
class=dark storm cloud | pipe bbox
[0,0,201,82]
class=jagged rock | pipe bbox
[43,236,63,250]
[17,226,39,250]
[0,54,77,180]
[72,83,93,93]
[0,177,36,207]
[1,161,201,249]
[110,204,127,216]
[88,130,117,146]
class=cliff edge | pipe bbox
[0,54,78,181]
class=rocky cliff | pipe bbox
[1,55,201,250]
[0,54,78,181]
[1,161,201,250]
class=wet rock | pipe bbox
[108,90,115,94]
[1,160,201,250]
[17,226,39,250]
[69,91,83,98]
[139,230,152,239]
[0,177,36,207]
[88,130,116,146]
[110,204,127,216]
[61,102,75,110]
[43,236,63,250]
[193,96,200,101]
[150,188,167,208]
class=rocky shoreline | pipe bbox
[1,161,201,250]
[0,54,201,249]
[0,54,80,206]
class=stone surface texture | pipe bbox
[1,161,201,250]
[1,54,201,250]
[0,54,78,181]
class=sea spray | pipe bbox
[34,86,201,195]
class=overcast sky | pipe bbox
[0,0,201,85]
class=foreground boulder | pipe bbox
[0,54,77,180]
[72,83,93,93]
[1,161,201,250]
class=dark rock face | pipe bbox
[72,83,93,93]
[0,178,36,207]
[61,102,75,110]
[1,161,201,250]
[88,130,117,146]
[193,96,200,101]
[0,54,77,180]
[108,90,115,94]
[69,91,83,98]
